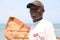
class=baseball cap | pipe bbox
[27,0,44,8]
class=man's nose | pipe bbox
[30,11,37,14]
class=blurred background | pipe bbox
[0,0,60,40]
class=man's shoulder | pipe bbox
[39,19,53,25]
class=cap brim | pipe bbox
[27,3,36,8]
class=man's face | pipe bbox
[30,5,44,22]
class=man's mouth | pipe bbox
[32,16,36,18]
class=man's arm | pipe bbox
[45,23,56,40]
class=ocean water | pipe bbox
[54,24,60,37]
[0,24,60,40]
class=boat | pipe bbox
[4,17,30,40]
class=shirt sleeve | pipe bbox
[45,23,56,40]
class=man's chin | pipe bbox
[33,19,39,22]
[33,18,42,22]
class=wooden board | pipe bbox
[4,17,30,40]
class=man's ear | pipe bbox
[43,9,45,12]
[41,8,45,14]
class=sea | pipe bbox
[0,23,60,40]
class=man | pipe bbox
[26,0,56,40]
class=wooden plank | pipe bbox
[4,17,30,40]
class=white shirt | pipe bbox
[29,19,56,40]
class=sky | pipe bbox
[0,0,60,24]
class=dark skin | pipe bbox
[29,5,44,22]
